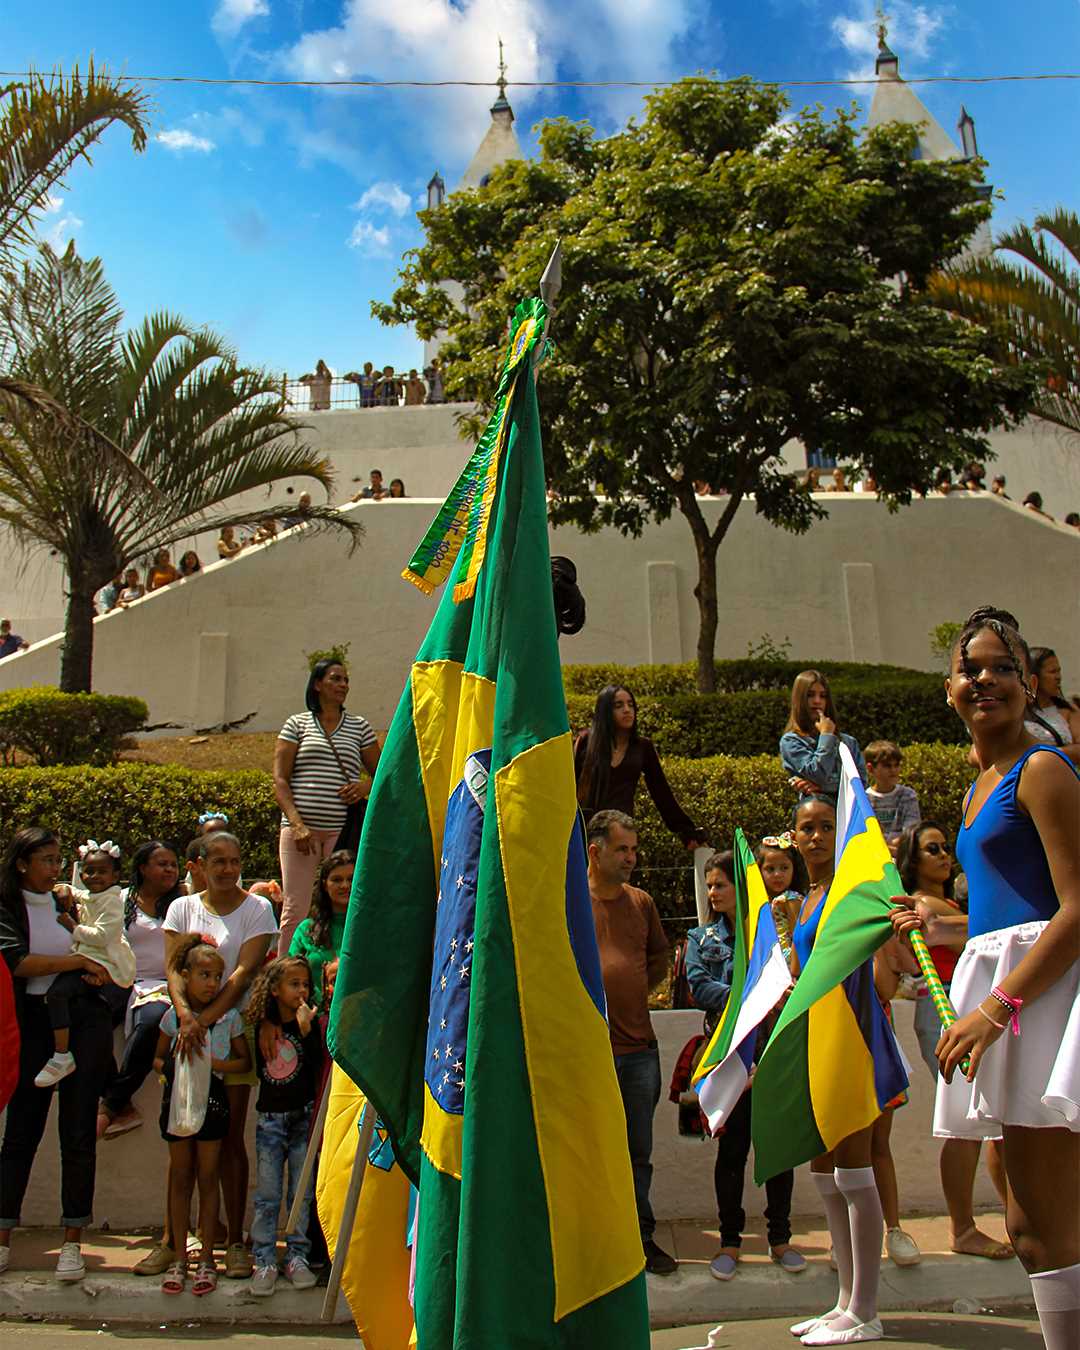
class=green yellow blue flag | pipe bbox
[691,830,791,1131]
[328,296,648,1349]
[751,745,908,1183]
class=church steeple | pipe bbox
[458,40,523,189]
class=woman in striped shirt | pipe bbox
[273,660,380,954]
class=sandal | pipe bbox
[192,1262,218,1296]
[161,1261,187,1295]
[950,1224,1014,1260]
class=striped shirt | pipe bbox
[278,710,377,830]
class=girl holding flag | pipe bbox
[892,607,1080,1350]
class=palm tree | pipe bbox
[1,61,147,264]
[932,208,1080,438]
[0,243,361,692]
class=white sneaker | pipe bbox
[0,1243,10,1274]
[55,1242,85,1283]
[35,1053,76,1088]
[801,1317,883,1345]
[250,1264,278,1296]
[885,1227,921,1267]
[284,1257,317,1289]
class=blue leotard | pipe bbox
[792,892,826,971]
[957,743,1077,941]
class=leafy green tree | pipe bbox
[932,207,1080,438]
[0,244,359,693]
[1,61,147,264]
[375,78,1037,691]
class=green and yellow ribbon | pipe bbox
[402,297,547,601]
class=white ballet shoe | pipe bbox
[801,1317,883,1346]
[790,1312,842,1337]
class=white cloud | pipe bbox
[354,181,412,217]
[830,2,948,81]
[281,0,699,158]
[156,129,217,153]
[41,193,63,214]
[44,212,84,249]
[347,220,392,254]
[213,0,270,38]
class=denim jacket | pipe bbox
[779,730,866,799]
[685,915,735,1014]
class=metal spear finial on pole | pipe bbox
[535,240,562,372]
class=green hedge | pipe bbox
[0,687,148,765]
[0,744,972,919]
[566,681,962,758]
[0,764,281,877]
[562,659,932,697]
[631,742,973,922]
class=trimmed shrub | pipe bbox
[0,764,280,876]
[0,743,972,918]
[630,742,973,923]
[566,682,962,758]
[0,687,148,766]
[562,658,932,698]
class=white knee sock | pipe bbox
[832,1166,882,1329]
[1030,1262,1080,1350]
[791,1171,853,1335]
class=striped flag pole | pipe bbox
[907,928,958,1030]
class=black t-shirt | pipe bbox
[254,1017,324,1113]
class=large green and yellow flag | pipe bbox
[328,296,649,1349]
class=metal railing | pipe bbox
[281,372,448,411]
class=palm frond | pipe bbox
[0,62,147,261]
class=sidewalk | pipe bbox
[0,1212,1033,1328]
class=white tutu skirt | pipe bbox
[934,921,1080,1139]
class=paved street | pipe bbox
[0,1312,1043,1350]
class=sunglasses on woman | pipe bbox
[921,841,951,856]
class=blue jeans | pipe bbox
[613,1046,661,1241]
[251,1105,313,1267]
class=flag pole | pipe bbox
[284,1078,331,1234]
[320,1104,377,1323]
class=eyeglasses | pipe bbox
[921,842,951,856]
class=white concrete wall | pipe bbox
[2,402,1078,655]
[4,1002,987,1227]
[1,490,1077,734]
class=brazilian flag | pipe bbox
[329,296,649,1349]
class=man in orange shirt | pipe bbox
[587,809,677,1276]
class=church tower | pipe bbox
[422,44,525,371]
[867,17,993,256]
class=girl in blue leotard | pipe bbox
[893,607,1080,1350]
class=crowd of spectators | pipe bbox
[294,359,446,410]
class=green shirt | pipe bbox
[289,911,346,1009]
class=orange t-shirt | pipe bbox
[589,883,669,1056]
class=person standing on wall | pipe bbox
[575,685,704,850]
[273,658,380,955]
[586,809,678,1277]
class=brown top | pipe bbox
[589,882,669,1056]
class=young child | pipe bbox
[198,811,231,837]
[246,955,325,1296]
[790,796,896,1346]
[686,852,804,1282]
[34,840,136,1088]
[183,837,208,896]
[864,742,921,853]
[892,607,1080,1350]
[756,832,807,964]
[780,670,867,802]
[154,935,249,1297]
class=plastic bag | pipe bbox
[167,1039,212,1137]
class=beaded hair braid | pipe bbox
[956,607,1035,702]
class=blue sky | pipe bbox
[2,1,1077,378]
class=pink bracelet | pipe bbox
[989,985,1023,1036]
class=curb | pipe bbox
[1,1254,1033,1329]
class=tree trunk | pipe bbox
[59,574,96,693]
[692,528,721,694]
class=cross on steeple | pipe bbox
[497,37,508,101]
[491,37,513,118]
[875,3,890,51]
